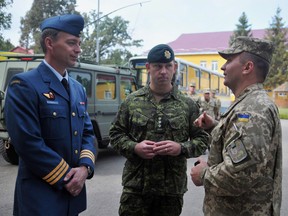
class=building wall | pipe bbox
[274,91,288,108]
[175,53,226,74]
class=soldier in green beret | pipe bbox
[110,44,209,216]
[191,36,282,216]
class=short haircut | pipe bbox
[40,28,60,53]
[240,52,270,81]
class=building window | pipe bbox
[96,74,116,100]
[200,61,206,68]
[211,61,218,71]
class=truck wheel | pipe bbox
[0,139,19,165]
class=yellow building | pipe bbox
[167,29,269,74]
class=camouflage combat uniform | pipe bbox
[199,97,217,119]
[188,92,201,106]
[211,96,221,119]
[202,83,282,216]
[110,84,209,216]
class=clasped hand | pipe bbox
[134,140,181,159]
[64,166,88,197]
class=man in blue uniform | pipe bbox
[5,14,96,216]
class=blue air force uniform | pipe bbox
[4,14,96,216]
[5,62,96,215]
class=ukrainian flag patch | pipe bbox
[237,113,250,122]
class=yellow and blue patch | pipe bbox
[237,113,250,122]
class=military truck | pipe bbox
[0,54,138,165]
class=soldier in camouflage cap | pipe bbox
[218,36,274,63]
[187,82,201,106]
[110,44,209,216]
[191,36,282,215]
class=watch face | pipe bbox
[86,166,92,175]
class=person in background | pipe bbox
[211,89,221,120]
[191,36,282,215]
[109,44,209,216]
[187,82,200,106]
[199,89,216,119]
[5,14,96,216]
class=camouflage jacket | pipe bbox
[199,98,217,119]
[202,83,282,216]
[109,85,209,195]
[188,93,201,106]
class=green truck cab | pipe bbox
[0,54,138,164]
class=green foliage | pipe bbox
[264,7,288,89]
[19,0,78,53]
[0,35,14,50]
[18,2,143,64]
[229,12,252,46]
[279,108,288,119]
[0,0,13,32]
[0,0,13,48]
[80,11,143,64]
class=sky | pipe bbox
[2,0,288,55]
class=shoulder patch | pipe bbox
[226,139,248,163]
[237,113,250,122]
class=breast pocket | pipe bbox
[40,106,67,139]
[76,105,86,118]
[129,111,150,142]
[168,115,189,142]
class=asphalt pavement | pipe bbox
[0,120,287,216]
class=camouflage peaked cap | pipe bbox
[147,44,175,63]
[189,82,196,87]
[218,36,274,63]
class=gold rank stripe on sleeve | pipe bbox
[80,150,95,163]
[42,159,69,185]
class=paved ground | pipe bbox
[0,120,287,216]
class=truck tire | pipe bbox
[0,139,19,165]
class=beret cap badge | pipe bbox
[164,50,171,59]
[147,44,175,63]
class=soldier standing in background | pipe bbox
[187,82,200,106]
[110,44,209,216]
[199,89,217,119]
[211,89,221,120]
[191,36,282,215]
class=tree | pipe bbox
[229,12,252,46]
[264,7,288,89]
[0,36,14,50]
[0,0,13,50]
[19,0,78,53]
[81,10,143,65]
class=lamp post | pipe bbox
[96,0,100,64]
[94,1,150,64]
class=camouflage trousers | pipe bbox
[119,192,183,216]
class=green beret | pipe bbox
[147,44,175,63]
[40,14,84,37]
[218,36,274,63]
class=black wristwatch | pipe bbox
[86,165,92,176]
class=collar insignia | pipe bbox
[43,91,55,100]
